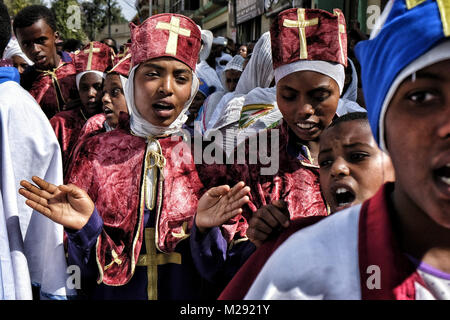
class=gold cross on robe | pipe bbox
[406,0,449,36]
[83,42,101,70]
[156,16,191,56]
[137,228,181,300]
[282,8,319,59]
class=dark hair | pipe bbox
[13,5,57,35]
[0,1,11,56]
[63,38,82,52]
[101,37,118,54]
[328,112,368,128]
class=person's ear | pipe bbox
[54,31,60,42]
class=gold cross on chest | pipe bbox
[136,227,181,300]
[156,16,191,56]
[83,42,101,70]
[406,0,449,36]
[283,8,319,59]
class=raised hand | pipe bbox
[195,181,251,233]
[19,176,94,231]
[246,200,290,248]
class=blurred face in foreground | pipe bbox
[385,59,450,228]
[319,119,395,213]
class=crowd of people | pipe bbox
[0,0,449,301]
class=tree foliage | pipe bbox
[5,0,46,16]
[50,0,87,42]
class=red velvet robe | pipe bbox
[65,115,213,286]
[221,120,329,240]
[21,54,79,119]
[50,109,104,175]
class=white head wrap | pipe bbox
[199,29,213,62]
[3,38,34,66]
[124,62,200,138]
[220,54,245,91]
[274,60,345,95]
[76,70,105,90]
[234,31,274,95]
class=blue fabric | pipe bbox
[198,77,213,97]
[355,0,448,145]
[0,67,20,84]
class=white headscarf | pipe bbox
[125,62,200,138]
[220,54,245,91]
[3,38,34,66]
[234,31,274,95]
[199,29,213,62]
[274,60,345,95]
[76,70,106,90]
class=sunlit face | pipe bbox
[277,70,340,142]
[15,19,59,70]
[187,91,206,126]
[319,119,394,213]
[12,55,30,74]
[102,73,128,128]
[133,57,192,127]
[225,69,241,92]
[78,72,104,118]
[385,59,450,228]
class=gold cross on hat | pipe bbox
[334,9,346,65]
[406,0,449,36]
[283,8,319,59]
[83,42,101,70]
[156,16,192,56]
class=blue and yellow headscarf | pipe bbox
[355,0,450,150]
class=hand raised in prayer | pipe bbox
[19,176,94,231]
[246,200,290,248]
[195,181,251,233]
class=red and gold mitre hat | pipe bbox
[108,43,132,77]
[270,8,348,69]
[74,41,114,74]
[129,13,201,71]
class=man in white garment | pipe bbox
[0,3,74,300]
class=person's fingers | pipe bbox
[221,207,243,222]
[271,200,290,227]
[21,197,51,218]
[19,180,53,200]
[32,176,58,194]
[246,226,269,243]
[18,188,49,208]
[228,181,247,198]
[260,205,290,228]
[206,185,231,198]
[249,216,273,234]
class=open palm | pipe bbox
[195,181,251,233]
[19,176,94,230]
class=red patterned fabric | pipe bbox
[129,13,201,71]
[358,183,428,300]
[271,8,347,69]
[65,114,214,285]
[109,44,132,77]
[74,41,114,73]
[28,61,79,119]
[216,121,329,241]
[50,108,86,173]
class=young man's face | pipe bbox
[319,119,394,213]
[277,70,340,142]
[102,73,128,128]
[15,18,59,70]
[385,59,450,228]
[133,57,192,127]
[78,72,104,118]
